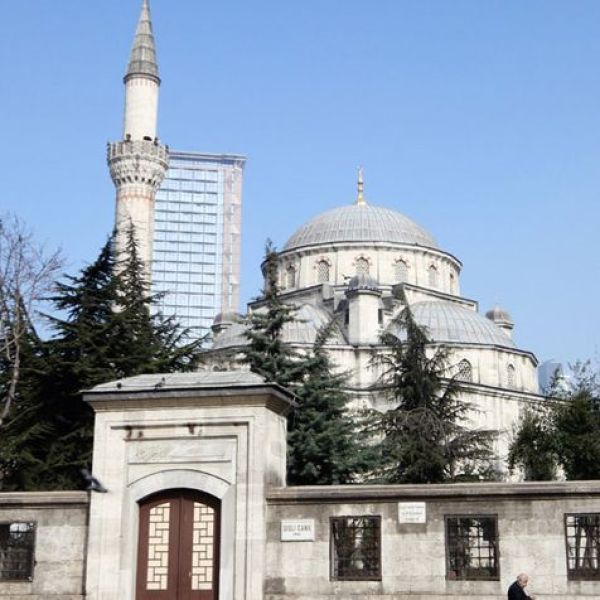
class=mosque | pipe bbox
[209,170,542,471]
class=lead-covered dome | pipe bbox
[284,204,438,251]
[387,301,515,348]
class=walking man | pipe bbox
[508,573,535,600]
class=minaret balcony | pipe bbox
[107,139,169,189]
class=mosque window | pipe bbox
[456,359,473,382]
[0,522,36,581]
[355,257,370,275]
[330,516,381,581]
[565,513,600,580]
[394,260,408,283]
[445,515,499,580]
[286,265,296,289]
[507,364,516,388]
[449,273,455,293]
[428,265,438,288]
[317,260,330,283]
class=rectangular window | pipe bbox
[0,522,35,581]
[330,516,381,581]
[445,515,499,580]
[565,513,600,580]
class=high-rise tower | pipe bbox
[108,0,169,274]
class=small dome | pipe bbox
[387,301,515,348]
[284,203,437,251]
[213,310,240,326]
[347,272,380,293]
[211,322,248,350]
[485,305,513,325]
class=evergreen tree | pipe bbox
[241,241,301,389]
[369,304,496,484]
[287,321,372,485]
[0,228,204,490]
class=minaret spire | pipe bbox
[356,167,367,205]
[126,0,160,84]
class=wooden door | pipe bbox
[136,490,220,600]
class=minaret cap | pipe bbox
[356,167,367,206]
[125,0,160,84]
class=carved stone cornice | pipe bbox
[107,139,169,190]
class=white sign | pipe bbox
[280,519,315,541]
[398,502,426,524]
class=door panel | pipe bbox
[137,490,220,600]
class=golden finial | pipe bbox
[356,166,366,205]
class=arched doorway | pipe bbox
[136,489,220,600]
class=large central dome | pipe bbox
[283,203,438,251]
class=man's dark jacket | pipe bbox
[508,580,529,600]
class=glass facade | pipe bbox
[152,151,245,339]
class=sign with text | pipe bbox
[398,502,426,524]
[280,519,315,541]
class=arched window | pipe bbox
[355,257,370,275]
[317,260,330,283]
[507,364,516,388]
[428,265,438,288]
[394,260,408,283]
[449,273,455,293]
[456,359,473,382]
[286,265,296,289]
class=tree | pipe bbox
[0,227,204,490]
[0,213,62,425]
[241,241,301,389]
[287,321,373,485]
[369,304,496,484]
[509,360,600,481]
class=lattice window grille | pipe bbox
[395,260,408,283]
[0,522,35,581]
[428,265,438,288]
[456,359,473,382]
[331,516,381,581]
[317,260,330,283]
[565,513,600,580]
[146,502,171,590]
[355,258,370,275]
[191,502,215,591]
[286,266,296,289]
[507,364,516,388]
[445,516,499,580]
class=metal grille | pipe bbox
[330,516,381,581]
[456,359,473,382]
[428,265,438,288]
[565,513,600,580]
[0,522,35,581]
[445,516,499,580]
[507,364,516,388]
[317,260,330,283]
[286,266,296,289]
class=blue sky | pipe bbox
[1,0,599,365]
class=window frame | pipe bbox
[0,521,36,582]
[444,514,500,581]
[329,515,382,582]
[564,513,600,580]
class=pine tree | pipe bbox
[241,241,301,389]
[369,304,496,484]
[287,321,372,485]
[0,228,204,490]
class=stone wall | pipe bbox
[0,492,88,600]
[266,481,600,600]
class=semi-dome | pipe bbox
[387,301,515,348]
[284,203,438,251]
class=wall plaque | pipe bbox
[398,502,426,524]
[280,519,315,541]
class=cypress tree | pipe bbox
[370,304,496,483]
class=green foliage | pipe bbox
[0,226,204,490]
[287,321,374,485]
[241,241,302,389]
[509,360,600,481]
[368,304,496,484]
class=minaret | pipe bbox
[108,0,169,275]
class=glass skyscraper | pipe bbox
[152,151,246,338]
